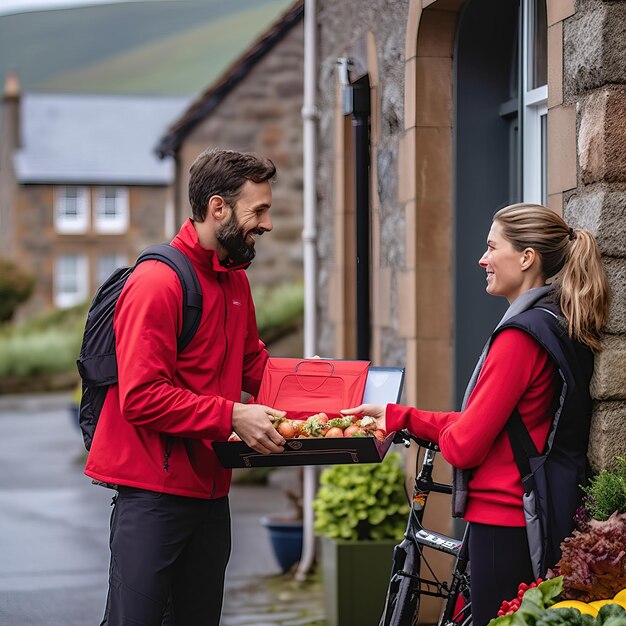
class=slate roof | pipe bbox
[13,93,189,185]
[155,0,303,159]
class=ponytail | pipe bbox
[494,204,610,351]
[559,228,610,352]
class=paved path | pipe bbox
[0,392,324,625]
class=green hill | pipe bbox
[0,0,293,95]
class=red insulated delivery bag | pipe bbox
[256,357,370,421]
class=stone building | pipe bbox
[314,0,625,465]
[156,0,304,289]
[312,0,625,615]
[0,74,187,315]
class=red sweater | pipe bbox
[85,220,268,499]
[386,329,557,526]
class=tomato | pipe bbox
[293,420,307,436]
[324,427,344,438]
[373,429,386,441]
[228,432,241,442]
[317,412,329,424]
[344,425,364,438]
[277,421,296,438]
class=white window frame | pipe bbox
[97,253,127,286]
[95,186,129,234]
[522,0,548,204]
[54,186,89,234]
[54,254,89,308]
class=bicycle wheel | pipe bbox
[379,542,420,626]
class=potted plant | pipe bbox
[260,467,304,574]
[313,452,410,626]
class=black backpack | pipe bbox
[76,244,203,450]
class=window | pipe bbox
[55,186,89,233]
[55,254,88,308]
[98,253,127,286]
[95,187,129,234]
[522,0,548,204]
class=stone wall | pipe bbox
[315,0,410,361]
[564,0,626,470]
[179,21,305,289]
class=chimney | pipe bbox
[2,71,22,149]
[0,71,21,257]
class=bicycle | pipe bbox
[379,430,472,626]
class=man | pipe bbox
[85,148,287,625]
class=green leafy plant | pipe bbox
[584,458,626,522]
[253,282,304,345]
[313,452,409,541]
[0,259,35,323]
[0,282,303,393]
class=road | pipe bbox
[0,393,291,625]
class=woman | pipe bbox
[342,204,610,626]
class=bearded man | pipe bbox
[85,148,287,625]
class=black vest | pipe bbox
[495,295,594,570]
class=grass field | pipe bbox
[0,0,293,95]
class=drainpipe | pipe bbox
[295,0,319,582]
[351,76,371,360]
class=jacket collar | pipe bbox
[171,219,250,274]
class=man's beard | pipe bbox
[216,211,265,265]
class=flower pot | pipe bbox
[260,516,303,573]
[321,535,396,626]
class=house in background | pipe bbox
[0,73,188,316]
[156,0,304,289]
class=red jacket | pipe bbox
[386,329,557,526]
[84,220,268,499]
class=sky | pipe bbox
[0,0,178,16]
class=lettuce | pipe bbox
[557,512,626,602]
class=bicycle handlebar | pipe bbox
[392,430,440,452]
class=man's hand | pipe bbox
[232,403,286,454]
[340,404,387,432]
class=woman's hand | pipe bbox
[340,404,387,432]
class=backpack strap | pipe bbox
[506,407,539,494]
[136,243,203,353]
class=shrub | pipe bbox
[0,259,35,323]
[584,458,626,522]
[0,328,82,378]
[313,452,409,541]
[253,282,304,344]
[0,282,303,393]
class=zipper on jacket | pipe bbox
[216,274,228,397]
[163,436,173,472]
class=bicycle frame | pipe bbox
[379,431,472,626]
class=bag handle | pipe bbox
[294,359,335,392]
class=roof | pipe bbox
[155,0,303,159]
[13,93,189,185]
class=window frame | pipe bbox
[521,0,548,204]
[54,253,89,308]
[94,186,129,234]
[54,186,90,234]
[97,252,127,287]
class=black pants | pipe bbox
[468,523,534,626]
[101,487,231,626]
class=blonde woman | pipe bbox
[343,204,610,626]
